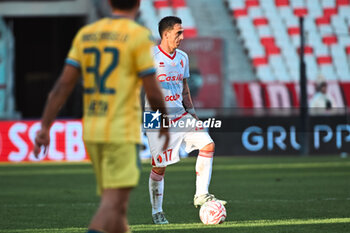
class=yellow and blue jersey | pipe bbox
[66,16,155,143]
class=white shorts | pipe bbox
[146,113,214,167]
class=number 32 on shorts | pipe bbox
[157,149,173,164]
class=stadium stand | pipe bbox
[140,0,198,40]
[227,0,350,82]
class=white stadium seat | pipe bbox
[257,25,272,38]
[176,7,196,28]
[304,55,318,81]
[338,6,350,20]
[290,0,306,8]
[228,0,245,10]
[248,7,264,19]
[304,18,318,32]
[247,43,265,58]
[158,7,174,21]
[256,65,276,82]
[331,16,348,35]
[320,65,338,80]
[306,0,323,17]
[269,55,291,81]
[320,0,336,8]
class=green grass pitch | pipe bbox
[0,156,349,233]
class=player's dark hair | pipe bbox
[158,16,182,38]
[109,0,139,10]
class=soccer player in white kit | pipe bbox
[144,16,226,224]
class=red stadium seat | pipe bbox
[324,7,338,17]
[253,57,268,66]
[297,46,313,54]
[294,8,308,17]
[171,0,186,8]
[154,0,170,8]
[337,0,350,6]
[253,17,268,26]
[323,36,338,46]
[288,27,300,35]
[346,46,350,54]
[183,28,198,38]
[317,56,332,64]
[233,9,248,18]
[316,16,330,25]
[260,37,275,47]
[266,46,281,55]
[246,0,260,8]
[275,0,289,7]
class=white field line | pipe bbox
[1,202,98,208]
[1,197,350,208]
[1,218,350,232]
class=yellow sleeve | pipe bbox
[133,29,156,77]
[65,29,83,69]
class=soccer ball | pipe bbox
[199,200,226,224]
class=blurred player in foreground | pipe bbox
[144,16,226,224]
[34,0,169,232]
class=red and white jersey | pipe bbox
[145,45,190,118]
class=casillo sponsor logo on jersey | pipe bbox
[157,74,184,82]
[165,94,180,102]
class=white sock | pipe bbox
[195,150,214,196]
[149,170,164,215]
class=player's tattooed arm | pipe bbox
[182,79,199,120]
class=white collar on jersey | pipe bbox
[158,45,177,60]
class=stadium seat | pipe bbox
[154,0,170,9]
[339,37,350,47]
[331,15,348,35]
[257,25,272,38]
[172,0,186,8]
[246,0,260,8]
[331,44,350,79]
[140,0,160,39]
[294,8,308,17]
[248,6,264,19]
[252,56,268,66]
[256,65,276,82]
[226,0,350,82]
[158,7,174,20]
[314,44,329,57]
[338,5,350,19]
[321,0,336,8]
[337,0,350,6]
[248,43,265,58]
[228,0,245,10]
[304,54,318,81]
[323,35,338,46]
[140,0,198,39]
[175,6,198,38]
[306,0,323,18]
[320,64,338,80]
[269,55,291,81]
[275,0,289,7]
[319,24,334,37]
[290,0,305,8]
[304,18,318,32]
[260,0,276,10]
